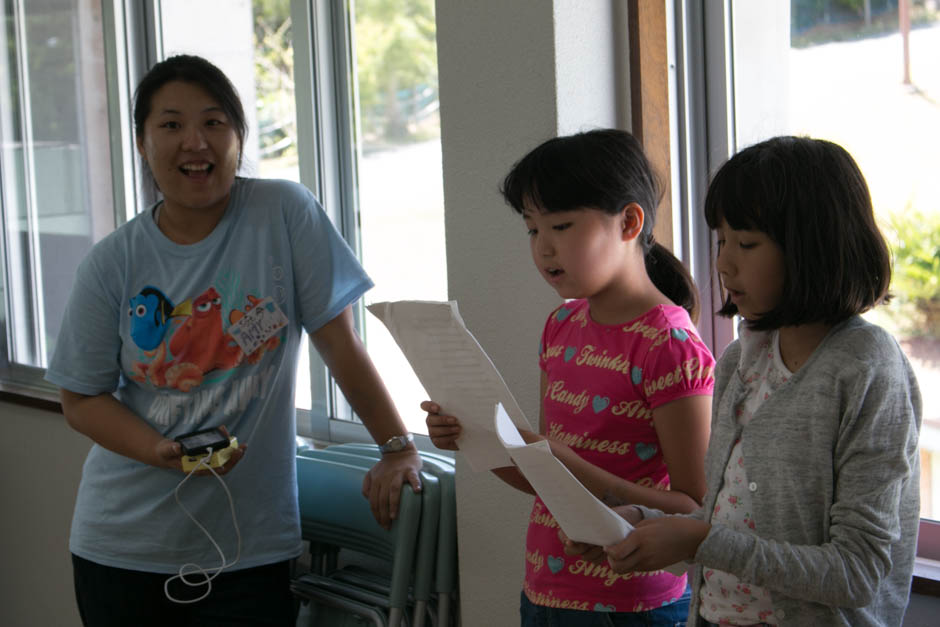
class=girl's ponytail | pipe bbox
[645,241,699,324]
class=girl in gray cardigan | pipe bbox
[575,136,922,626]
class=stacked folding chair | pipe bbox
[293,444,457,627]
[292,454,421,626]
[329,444,458,627]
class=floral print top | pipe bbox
[699,324,790,625]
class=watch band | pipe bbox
[379,433,414,454]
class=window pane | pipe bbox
[159,0,447,434]
[351,0,447,435]
[731,1,940,519]
[159,0,300,183]
[0,0,113,368]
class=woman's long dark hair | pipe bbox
[500,129,699,322]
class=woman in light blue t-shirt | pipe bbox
[46,54,421,626]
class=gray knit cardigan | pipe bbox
[641,315,922,626]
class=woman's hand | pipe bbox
[154,437,185,471]
[604,516,709,573]
[160,425,248,475]
[177,426,248,476]
[362,449,423,530]
[210,443,247,475]
[422,401,462,450]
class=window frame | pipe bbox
[0,0,47,387]
[669,0,735,356]
[104,0,161,224]
[292,0,440,452]
[0,0,139,401]
[289,0,369,442]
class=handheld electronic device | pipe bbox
[175,427,238,472]
[176,427,230,455]
[166,426,242,604]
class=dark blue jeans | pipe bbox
[72,554,297,626]
[520,586,691,626]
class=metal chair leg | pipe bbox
[438,594,451,627]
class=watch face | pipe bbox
[382,434,411,453]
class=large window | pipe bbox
[352,0,447,437]
[1,0,445,443]
[159,0,445,439]
[730,0,940,521]
[0,0,115,396]
[675,0,939,559]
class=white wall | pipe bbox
[434,1,621,624]
[0,400,90,626]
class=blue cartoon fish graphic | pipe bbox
[128,286,192,351]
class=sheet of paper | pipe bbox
[495,403,633,546]
[369,301,688,575]
[495,404,688,575]
[367,300,533,471]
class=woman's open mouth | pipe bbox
[180,163,213,178]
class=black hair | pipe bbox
[704,135,891,330]
[133,55,247,166]
[500,128,699,322]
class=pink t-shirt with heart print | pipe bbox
[524,300,715,614]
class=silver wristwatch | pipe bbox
[379,433,414,454]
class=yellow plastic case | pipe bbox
[181,437,238,472]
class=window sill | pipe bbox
[914,557,940,596]
[0,389,62,414]
[0,368,61,405]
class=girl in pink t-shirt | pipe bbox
[425,129,714,626]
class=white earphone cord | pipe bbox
[164,449,242,604]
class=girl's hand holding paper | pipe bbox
[494,403,634,547]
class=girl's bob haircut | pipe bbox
[704,135,891,330]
